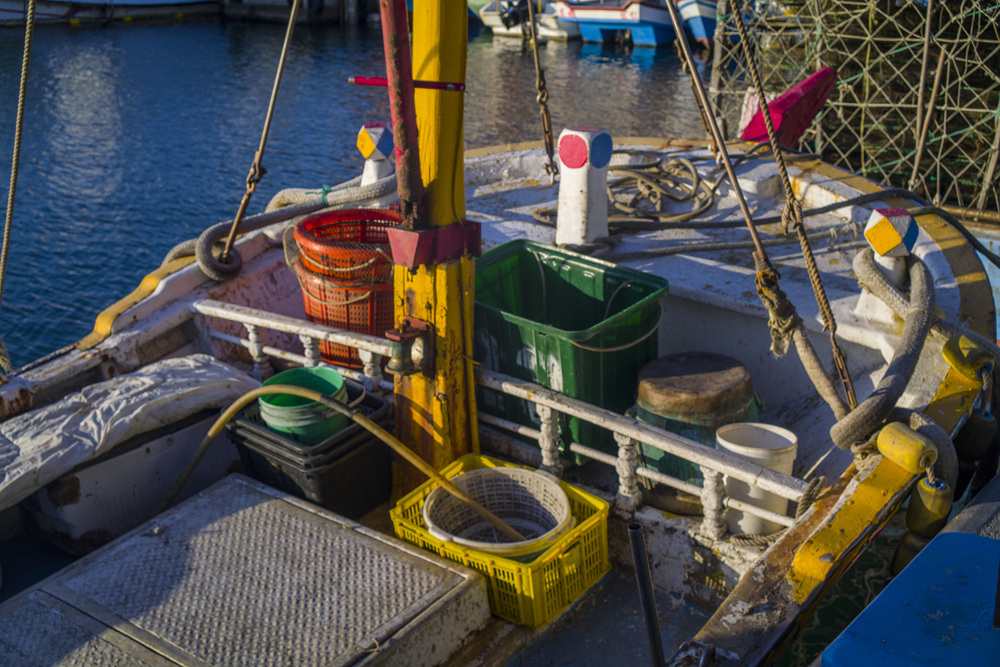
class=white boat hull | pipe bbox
[480,1,581,40]
[554,0,676,47]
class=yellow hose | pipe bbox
[158,384,526,542]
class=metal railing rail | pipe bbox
[192,298,809,530]
[475,368,809,501]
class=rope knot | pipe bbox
[781,197,803,235]
[755,267,802,357]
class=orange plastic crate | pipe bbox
[390,454,610,628]
[294,260,394,369]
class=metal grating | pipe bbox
[0,475,488,667]
[0,592,169,666]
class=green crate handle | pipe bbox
[568,304,662,352]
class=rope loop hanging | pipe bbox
[755,267,802,357]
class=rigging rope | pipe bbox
[211,0,300,280]
[734,0,857,409]
[0,0,36,374]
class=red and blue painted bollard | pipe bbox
[555,126,613,247]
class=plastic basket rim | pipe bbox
[391,454,609,568]
[294,209,402,252]
[421,467,573,555]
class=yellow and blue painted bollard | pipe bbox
[864,206,918,286]
[555,126,613,247]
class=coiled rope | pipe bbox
[0,0,37,375]
[830,254,936,450]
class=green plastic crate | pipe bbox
[474,240,668,462]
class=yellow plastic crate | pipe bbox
[390,454,610,628]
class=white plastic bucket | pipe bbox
[716,422,798,535]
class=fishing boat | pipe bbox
[553,0,676,47]
[479,0,581,40]
[1,1,998,665]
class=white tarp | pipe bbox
[0,354,259,510]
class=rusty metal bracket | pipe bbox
[385,317,434,376]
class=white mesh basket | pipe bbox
[422,467,573,556]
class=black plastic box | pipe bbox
[225,382,392,519]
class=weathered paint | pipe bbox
[0,385,32,420]
[391,0,477,495]
[788,459,913,602]
[77,257,194,351]
[412,3,467,226]
[393,257,480,494]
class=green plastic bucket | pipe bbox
[259,367,350,446]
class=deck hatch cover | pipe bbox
[0,591,170,666]
[33,476,476,666]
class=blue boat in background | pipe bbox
[553,0,716,48]
[676,0,716,47]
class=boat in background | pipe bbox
[552,0,718,48]
[554,0,676,47]
[480,0,581,40]
[675,0,715,47]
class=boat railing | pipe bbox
[192,298,811,535]
[191,299,395,392]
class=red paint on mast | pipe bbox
[378,0,425,230]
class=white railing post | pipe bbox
[699,466,727,540]
[536,404,563,476]
[299,335,321,367]
[357,350,384,394]
[245,324,272,381]
[614,432,642,512]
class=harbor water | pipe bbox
[0,20,705,368]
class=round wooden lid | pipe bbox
[636,352,754,418]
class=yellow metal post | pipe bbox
[392,2,478,495]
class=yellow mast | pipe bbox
[392,2,478,494]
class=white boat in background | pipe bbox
[552,0,717,48]
[0,0,218,24]
[554,0,676,47]
[480,0,581,40]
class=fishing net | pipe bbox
[710,0,1000,212]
